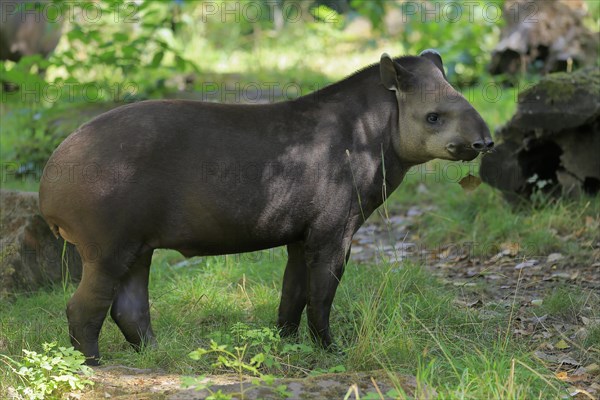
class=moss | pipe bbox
[519,67,600,104]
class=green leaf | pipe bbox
[67,28,86,42]
[151,51,165,68]
[250,353,265,367]
[10,343,94,399]
[188,348,208,360]
[113,32,130,42]
[122,45,139,59]
[174,55,187,71]
[99,50,117,63]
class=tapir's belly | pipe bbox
[143,176,309,256]
[154,210,302,257]
[168,237,292,258]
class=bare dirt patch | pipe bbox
[78,366,430,400]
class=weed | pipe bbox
[182,324,294,399]
[1,342,93,400]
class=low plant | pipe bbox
[1,342,94,400]
[182,324,293,399]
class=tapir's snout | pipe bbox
[473,119,495,155]
[446,113,494,161]
[471,137,494,153]
[445,134,493,161]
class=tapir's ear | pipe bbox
[380,53,414,92]
[380,53,399,91]
[419,49,447,80]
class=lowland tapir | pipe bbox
[39,50,493,365]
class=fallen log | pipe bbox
[480,67,600,200]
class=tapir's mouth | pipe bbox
[445,144,479,161]
[458,151,479,161]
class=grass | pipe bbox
[389,172,600,262]
[541,287,591,322]
[0,251,569,398]
[585,324,600,352]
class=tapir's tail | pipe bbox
[49,223,60,239]
[43,217,71,242]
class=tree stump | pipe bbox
[0,190,81,298]
[480,67,600,200]
[488,0,598,75]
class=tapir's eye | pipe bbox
[426,113,439,124]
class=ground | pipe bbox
[77,367,430,399]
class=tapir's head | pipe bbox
[380,50,493,163]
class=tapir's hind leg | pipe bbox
[277,242,308,337]
[67,260,122,365]
[110,250,156,350]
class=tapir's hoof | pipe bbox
[311,332,339,352]
[323,341,346,355]
[278,324,300,338]
[309,336,345,355]
[131,336,158,352]
[84,357,101,366]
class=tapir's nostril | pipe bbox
[471,139,494,152]
[471,140,485,151]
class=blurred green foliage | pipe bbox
[1,0,198,99]
[1,0,501,98]
[397,0,503,86]
[1,0,597,172]
[348,0,502,85]
[350,0,386,28]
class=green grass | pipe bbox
[541,286,591,322]
[585,324,600,351]
[388,172,600,261]
[0,250,569,398]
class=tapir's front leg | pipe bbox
[304,239,350,348]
